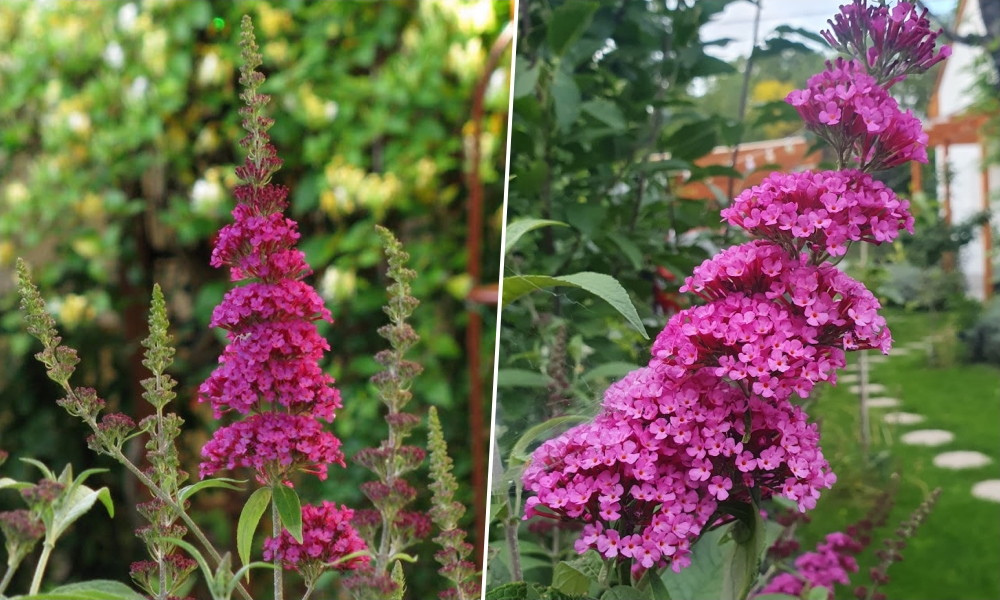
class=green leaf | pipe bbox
[502,272,648,339]
[664,120,719,161]
[581,99,626,130]
[551,68,581,131]
[601,586,645,600]
[229,562,277,595]
[722,502,767,600]
[605,232,643,270]
[582,361,640,382]
[496,368,552,388]
[509,415,590,464]
[16,579,145,600]
[19,458,54,480]
[807,587,831,600]
[163,538,218,598]
[0,477,29,491]
[637,158,692,174]
[644,569,672,600]
[513,56,540,99]
[51,484,114,540]
[773,24,828,46]
[661,525,727,600]
[551,561,589,596]
[504,218,568,254]
[178,477,247,503]
[484,582,528,600]
[546,2,599,57]
[272,484,303,543]
[237,487,272,569]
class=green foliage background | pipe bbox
[0,0,509,597]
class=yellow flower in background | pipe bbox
[194,125,221,154]
[320,158,403,218]
[58,294,96,330]
[264,40,290,65]
[257,4,293,37]
[0,241,14,266]
[4,182,29,207]
[752,79,795,104]
[433,0,496,34]
[197,50,228,87]
[75,193,104,220]
[191,168,226,215]
[141,29,168,76]
[300,85,337,126]
[447,38,485,81]
[319,267,358,304]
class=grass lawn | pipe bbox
[797,308,1000,599]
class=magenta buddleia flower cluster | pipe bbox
[263,501,368,579]
[198,17,344,486]
[522,0,946,577]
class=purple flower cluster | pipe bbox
[722,171,914,257]
[198,45,343,486]
[822,0,950,85]
[522,0,946,577]
[760,532,863,599]
[787,59,927,171]
[264,501,369,571]
[524,369,835,573]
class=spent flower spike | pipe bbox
[522,0,946,576]
[198,16,344,485]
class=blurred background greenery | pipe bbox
[0,0,510,597]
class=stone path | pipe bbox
[867,397,900,408]
[883,411,925,425]
[846,341,999,502]
[900,429,954,446]
[972,480,1000,503]
[933,451,993,470]
[850,383,886,395]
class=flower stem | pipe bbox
[0,562,17,595]
[28,541,53,595]
[273,499,283,600]
[301,582,315,600]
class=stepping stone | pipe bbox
[837,373,860,384]
[843,363,859,373]
[889,347,911,356]
[933,451,992,470]
[900,429,954,446]
[848,383,887,395]
[882,411,925,425]
[972,480,1000,503]
[867,354,888,363]
[867,397,901,408]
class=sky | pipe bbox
[702,0,961,60]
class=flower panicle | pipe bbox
[199,16,345,487]
[428,407,480,600]
[821,0,950,86]
[346,227,428,600]
[854,488,941,600]
[16,259,80,389]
